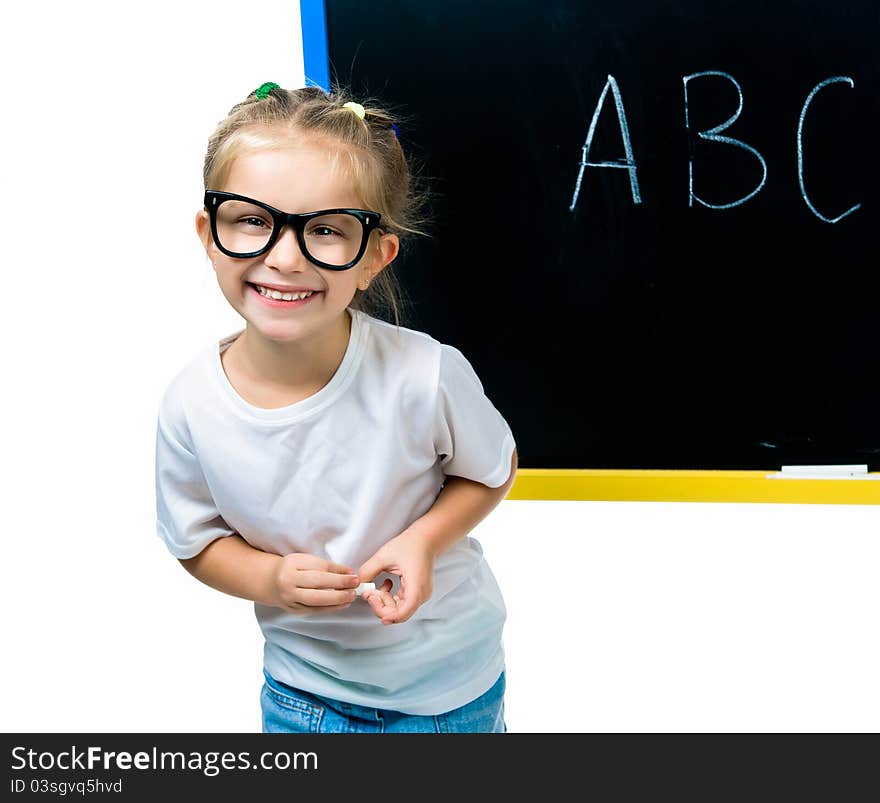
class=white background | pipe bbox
[1,2,877,733]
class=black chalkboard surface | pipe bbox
[322,0,880,471]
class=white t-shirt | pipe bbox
[154,307,516,715]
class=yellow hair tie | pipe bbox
[342,101,366,119]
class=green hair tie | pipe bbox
[254,82,280,100]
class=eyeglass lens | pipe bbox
[215,199,367,265]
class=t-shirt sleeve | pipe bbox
[433,344,516,488]
[155,385,235,559]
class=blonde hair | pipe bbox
[202,84,430,326]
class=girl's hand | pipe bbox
[272,553,361,614]
[357,528,435,625]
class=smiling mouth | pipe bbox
[247,283,321,301]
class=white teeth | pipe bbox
[255,285,314,301]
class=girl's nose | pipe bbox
[265,225,308,270]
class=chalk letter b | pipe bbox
[683,71,767,209]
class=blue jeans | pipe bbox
[261,669,507,733]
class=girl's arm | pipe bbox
[180,535,360,612]
[359,449,518,624]
[179,535,281,606]
[410,448,518,558]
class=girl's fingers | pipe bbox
[291,555,355,575]
[390,593,417,622]
[364,581,399,623]
[296,570,362,590]
[363,580,393,604]
[296,587,358,607]
[323,561,357,575]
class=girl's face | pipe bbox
[196,142,398,346]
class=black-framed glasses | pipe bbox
[204,190,382,270]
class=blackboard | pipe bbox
[309,0,880,472]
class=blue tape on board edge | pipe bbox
[300,0,330,91]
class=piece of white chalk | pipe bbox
[355,582,376,596]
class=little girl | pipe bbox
[154,83,517,733]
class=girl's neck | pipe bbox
[234,309,352,391]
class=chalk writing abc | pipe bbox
[570,72,860,224]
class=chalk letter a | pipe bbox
[569,75,641,212]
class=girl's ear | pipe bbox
[376,232,400,268]
[359,233,399,291]
[195,209,213,253]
